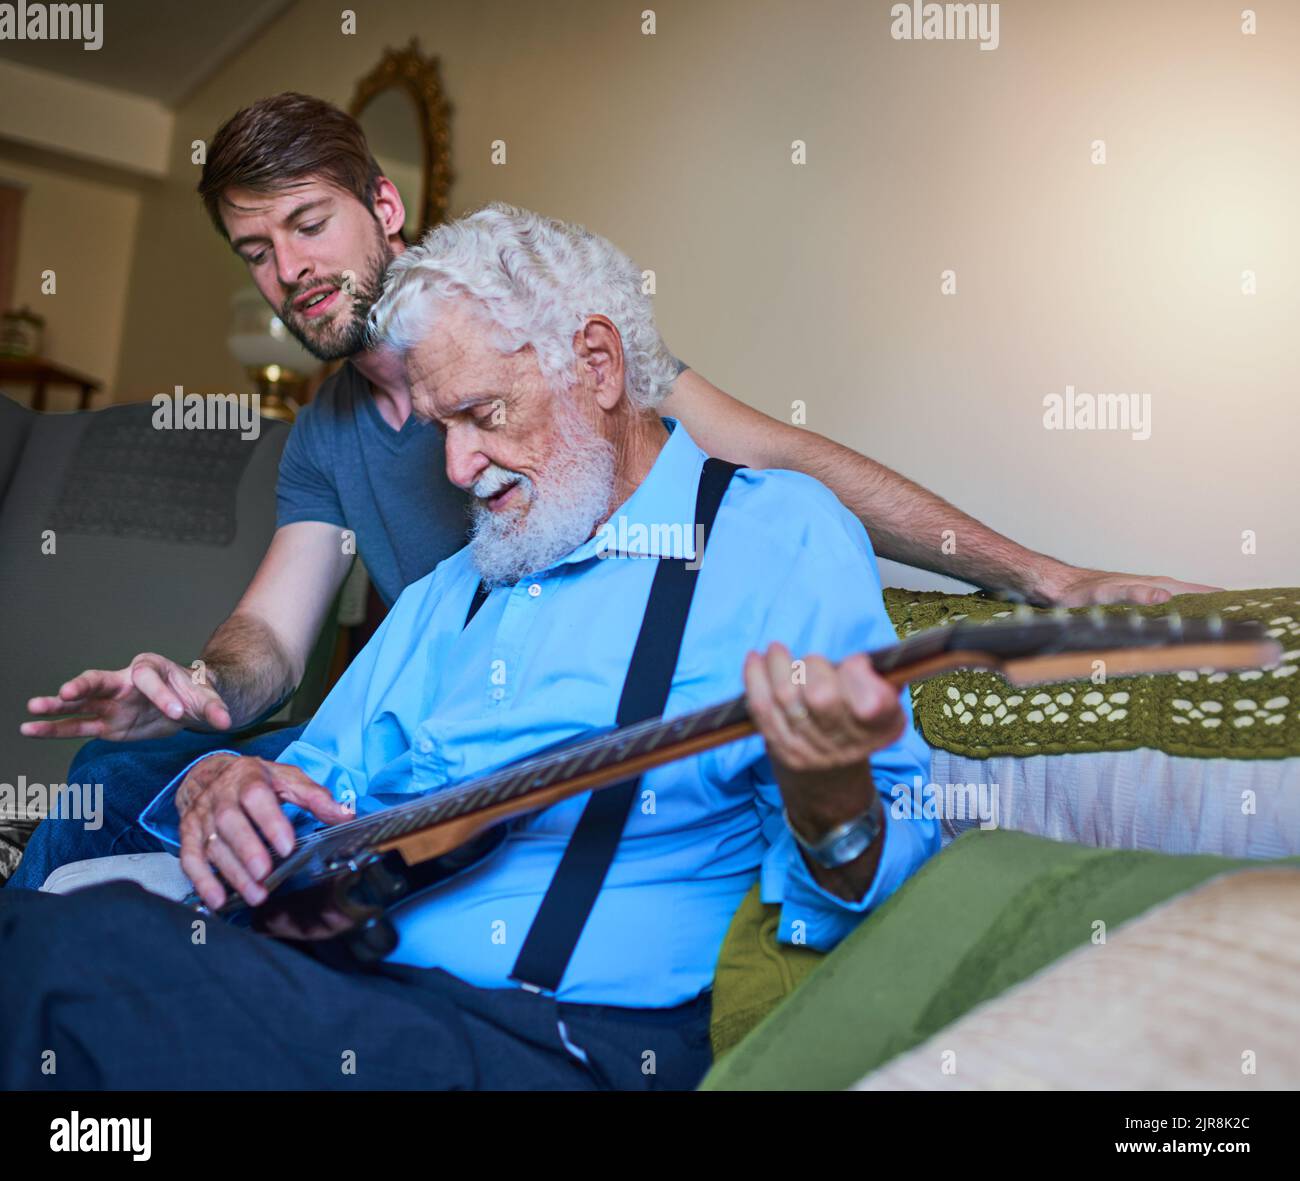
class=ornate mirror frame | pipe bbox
[349,38,454,239]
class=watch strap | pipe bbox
[783,799,884,869]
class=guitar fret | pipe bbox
[664,714,695,742]
[471,777,509,808]
[562,744,603,779]
[436,791,476,820]
[529,758,570,790]
[638,726,669,753]
[493,769,533,804]
[487,764,540,809]
[713,698,749,729]
[395,803,439,835]
[363,817,400,846]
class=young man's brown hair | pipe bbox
[197,92,383,239]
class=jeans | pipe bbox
[5,724,307,890]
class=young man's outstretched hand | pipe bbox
[22,653,233,741]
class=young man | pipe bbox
[14,93,1212,889]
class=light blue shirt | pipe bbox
[143,421,936,1007]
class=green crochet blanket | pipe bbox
[881,587,1300,760]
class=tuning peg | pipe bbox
[1014,604,1034,621]
[1088,606,1105,627]
[1207,612,1223,637]
[1166,610,1183,638]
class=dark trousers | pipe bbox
[6,725,306,891]
[0,883,712,1091]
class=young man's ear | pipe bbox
[370,177,407,243]
[574,316,627,411]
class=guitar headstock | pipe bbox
[941,609,1281,687]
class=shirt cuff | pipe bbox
[771,800,924,952]
[138,750,239,849]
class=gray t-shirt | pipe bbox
[275,362,470,606]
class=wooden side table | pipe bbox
[0,356,101,411]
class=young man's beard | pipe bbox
[279,221,391,361]
[468,396,617,587]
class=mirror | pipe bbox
[349,38,453,241]
[357,88,423,239]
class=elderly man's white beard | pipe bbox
[468,398,617,587]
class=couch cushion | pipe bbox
[709,881,825,1058]
[49,408,258,545]
[0,395,289,810]
[853,867,1300,1090]
[702,829,1300,1090]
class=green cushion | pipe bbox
[709,882,825,1058]
[703,829,1300,1090]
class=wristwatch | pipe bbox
[783,800,884,869]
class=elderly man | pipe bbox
[0,205,935,1091]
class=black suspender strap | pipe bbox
[508,456,743,993]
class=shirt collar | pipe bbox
[548,416,708,569]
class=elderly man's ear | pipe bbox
[573,315,627,411]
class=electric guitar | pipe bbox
[183,609,1280,959]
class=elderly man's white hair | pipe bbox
[368,202,679,411]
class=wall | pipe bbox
[0,147,143,408]
[109,0,1300,587]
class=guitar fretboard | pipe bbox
[274,692,755,882]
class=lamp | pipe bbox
[226,287,318,422]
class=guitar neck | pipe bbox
[298,693,758,869]
[266,610,1276,883]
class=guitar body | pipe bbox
[193,727,619,936]
[236,824,512,964]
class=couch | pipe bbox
[0,394,337,874]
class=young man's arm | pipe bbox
[22,521,354,741]
[663,368,1219,607]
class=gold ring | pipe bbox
[206,831,219,845]
[786,699,809,722]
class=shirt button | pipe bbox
[417,737,433,754]
[528,583,542,598]
[491,687,505,701]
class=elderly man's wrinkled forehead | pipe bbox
[403,297,527,417]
